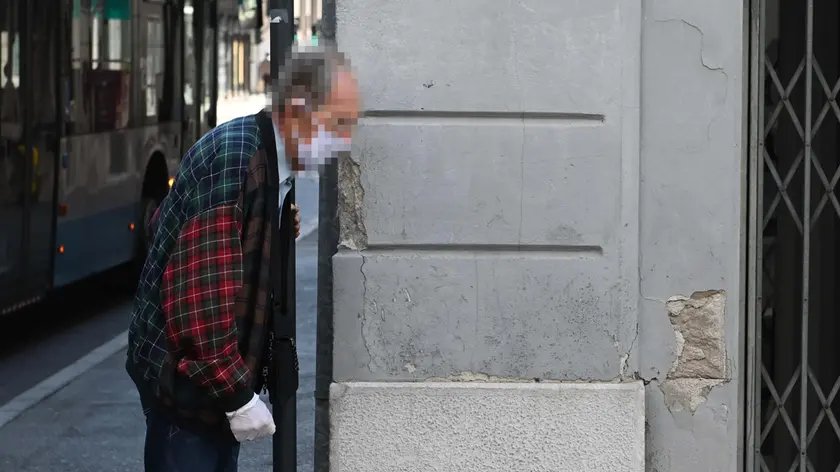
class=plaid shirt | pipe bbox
[126,113,277,424]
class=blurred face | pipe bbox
[277,66,360,171]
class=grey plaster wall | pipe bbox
[334,0,641,382]
[637,2,745,470]
[333,0,746,470]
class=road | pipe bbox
[0,95,322,471]
[0,232,318,471]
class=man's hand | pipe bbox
[292,204,301,238]
[226,393,276,442]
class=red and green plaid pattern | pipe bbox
[162,204,248,398]
[127,113,274,415]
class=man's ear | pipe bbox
[286,97,309,119]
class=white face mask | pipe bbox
[297,126,351,170]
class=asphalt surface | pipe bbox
[0,94,322,472]
[0,269,133,407]
[0,232,319,471]
[0,94,320,408]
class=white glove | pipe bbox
[225,393,276,442]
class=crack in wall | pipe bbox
[652,18,730,144]
[653,18,724,72]
[337,151,373,371]
[429,371,634,384]
[338,152,368,251]
[470,259,480,370]
[358,252,373,372]
[620,323,639,379]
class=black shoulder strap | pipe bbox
[254,110,283,295]
[253,110,299,400]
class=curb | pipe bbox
[0,331,129,430]
[0,221,318,430]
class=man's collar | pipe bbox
[272,118,293,183]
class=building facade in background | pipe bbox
[217,0,253,97]
[252,0,321,93]
[329,0,840,470]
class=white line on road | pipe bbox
[297,217,318,242]
[0,218,317,431]
[0,330,129,430]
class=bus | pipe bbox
[0,0,223,314]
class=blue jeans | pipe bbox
[143,406,240,472]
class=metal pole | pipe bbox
[799,0,813,470]
[313,139,337,472]
[314,1,336,470]
[746,0,767,469]
[269,3,296,472]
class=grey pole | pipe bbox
[313,0,337,470]
[269,3,296,472]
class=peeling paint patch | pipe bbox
[338,153,367,250]
[660,290,727,414]
[660,378,723,414]
[666,290,726,379]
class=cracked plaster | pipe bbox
[338,153,367,251]
[658,291,728,414]
[332,0,743,470]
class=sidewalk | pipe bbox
[217,93,269,125]
[0,350,316,472]
[0,235,319,472]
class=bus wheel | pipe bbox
[141,198,159,244]
[107,195,163,293]
[138,196,162,261]
[133,152,169,281]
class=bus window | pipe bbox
[92,0,131,131]
[0,0,61,303]
[144,17,163,121]
[159,0,182,123]
[70,0,131,135]
[0,3,21,129]
[0,0,22,295]
[26,0,61,287]
[68,0,91,135]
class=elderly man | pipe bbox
[126,47,359,472]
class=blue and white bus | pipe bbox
[0,0,223,314]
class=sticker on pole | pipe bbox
[270,9,289,24]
